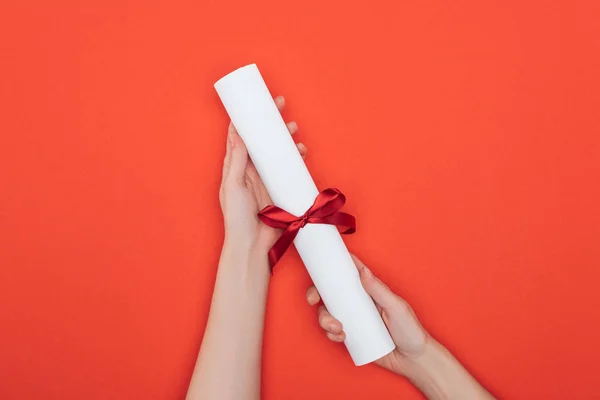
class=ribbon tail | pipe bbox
[317,212,356,234]
[268,225,301,271]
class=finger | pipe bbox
[351,254,399,311]
[275,96,285,112]
[287,121,298,135]
[297,142,307,159]
[225,132,249,184]
[228,121,237,135]
[351,253,368,274]
[318,306,343,334]
[306,285,320,305]
[326,331,346,343]
[222,121,238,183]
[221,131,233,184]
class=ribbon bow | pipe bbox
[258,188,356,270]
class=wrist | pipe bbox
[221,237,270,275]
[399,337,455,400]
[401,337,494,400]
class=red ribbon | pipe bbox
[258,188,356,270]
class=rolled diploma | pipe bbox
[214,64,395,366]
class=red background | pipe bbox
[1,1,599,399]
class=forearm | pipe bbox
[186,241,271,400]
[401,337,494,400]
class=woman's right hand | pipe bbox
[307,255,496,400]
[305,254,428,375]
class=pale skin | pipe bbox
[186,96,495,400]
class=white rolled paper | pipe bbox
[214,64,395,366]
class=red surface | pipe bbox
[1,1,599,399]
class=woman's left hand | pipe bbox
[189,96,302,400]
[219,96,306,262]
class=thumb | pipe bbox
[226,132,249,183]
[351,254,399,311]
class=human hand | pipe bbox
[306,254,428,375]
[191,96,303,400]
[220,96,306,259]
